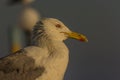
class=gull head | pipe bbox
[33,18,88,42]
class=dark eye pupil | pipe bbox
[56,24,61,28]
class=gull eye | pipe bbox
[55,24,62,28]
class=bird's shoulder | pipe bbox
[0,46,48,67]
[24,46,47,53]
[0,46,45,80]
[24,46,49,58]
[0,48,34,71]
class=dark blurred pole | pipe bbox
[9,26,23,52]
[8,0,40,52]
[18,7,40,46]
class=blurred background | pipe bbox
[0,0,120,80]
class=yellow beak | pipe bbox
[64,32,88,42]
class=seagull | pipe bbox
[0,18,88,80]
[8,0,34,5]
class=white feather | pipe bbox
[24,18,71,80]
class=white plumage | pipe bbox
[0,18,88,80]
[28,18,72,80]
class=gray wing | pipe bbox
[0,49,45,80]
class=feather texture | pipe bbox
[0,49,45,80]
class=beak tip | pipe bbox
[79,38,88,42]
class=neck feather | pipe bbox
[31,21,67,54]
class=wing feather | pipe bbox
[0,49,45,80]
